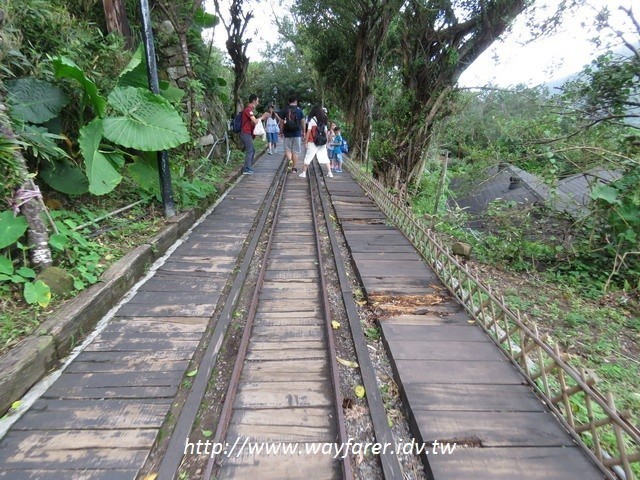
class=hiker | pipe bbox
[240,94,269,175]
[327,121,336,168]
[331,126,344,173]
[298,105,332,179]
[265,105,281,155]
[279,96,305,173]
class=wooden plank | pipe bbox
[250,315,322,327]
[12,399,169,430]
[404,383,546,412]
[71,349,194,364]
[381,324,487,342]
[124,291,219,306]
[251,325,325,341]
[246,348,327,361]
[102,317,208,334]
[380,312,470,326]
[249,341,324,350]
[242,362,329,382]
[139,276,226,293]
[115,302,216,317]
[42,384,178,400]
[216,449,339,480]
[84,337,200,352]
[227,407,335,441]
[393,360,523,385]
[385,339,508,362]
[426,446,604,480]
[264,269,318,281]
[47,371,184,389]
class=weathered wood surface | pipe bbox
[0,158,281,479]
[216,176,340,480]
[324,172,604,479]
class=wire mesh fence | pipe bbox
[345,158,639,480]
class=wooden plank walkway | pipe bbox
[324,171,605,479]
[0,155,282,479]
[216,174,340,480]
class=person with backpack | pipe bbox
[238,94,269,175]
[331,126,344,173]
[298,105,332,179]
[279,96,305,173]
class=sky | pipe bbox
[204,0,635,89]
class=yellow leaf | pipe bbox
[467,320,475,324]
[143,474,158,480]
[355,300,367,306]
[354,385,366,398]
[10,401,21,410]
[331,320,341,330]
[336,357,359,369]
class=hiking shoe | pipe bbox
[299,172,306,178]
[242,168,254,175]
[327,171,333,178]
[292,167,298,173]
[335,168,342,173]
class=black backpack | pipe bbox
[313,119,328,146]
[232,112,243,133]
[283,106,300,133]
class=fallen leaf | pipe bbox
[143,474,158,480]
[202,430,213,438]
[186,369,198,377]
[331,320,341,330]
[354,385,366,398]
[467,320,475,324]
[337,357,359,368]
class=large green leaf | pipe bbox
[24,280,51,307]
[590,184,620,205]
[193,8,219,29]
[0,255,14,276]
[128,155,159,192]
[41,160,90,195]
[5,78,69,124]
[79,120,123,195]
[0,210,28,249]
[103,87,189,151]
[118,48,185,103]
[52,56,107,118]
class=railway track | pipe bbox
[153,159,405,480]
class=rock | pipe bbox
[35,266,74,297]
[198,134,215,147]
[451,242,472,258]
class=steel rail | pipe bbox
[307,163,354,480]
[310,163,408,480]
[203,163,290,479]
[157,157,287,480]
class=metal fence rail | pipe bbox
[345,158,640,480]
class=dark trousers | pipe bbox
[240,132,254,169]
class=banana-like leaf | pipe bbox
[119,47,184,103]
[103,87,189,151]
[52,56,106,117]
[41,160,90,195]
[79,119,123,195]
[6,78,69,124]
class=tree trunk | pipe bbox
[102,0,134,50]
[0,102,52,270]
[347,1,402,161]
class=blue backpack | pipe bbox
[232,112,243,133]
[341,138,349,154]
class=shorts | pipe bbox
[304,142,330,165]
[283,136,302,154]
[267,132,278,144]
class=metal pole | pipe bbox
[139,0,176,218]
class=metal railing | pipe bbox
[345,158,640,480]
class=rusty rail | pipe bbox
[345,158,640,480]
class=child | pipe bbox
[331,126,344,173]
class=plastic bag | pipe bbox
[253,120,265,136]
